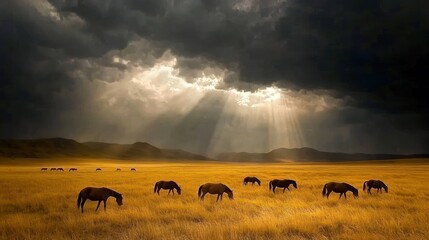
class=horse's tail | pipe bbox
[198,185,203,199]
[153,183,157,193]
[363,181,367,191]
[77,192,82,209]
[322,184,327,197]
[269,181,272,191]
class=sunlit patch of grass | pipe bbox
[0,158,428,239]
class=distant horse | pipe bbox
[57,168,64,171]
[269,179,297,193]
[363,180,388,194]
[243,176,261,186]
[69,168,77,172]
[116,168,121,171]
[77,187,123,213]
[50,168,56,171]
[96,168,102,171]
[131,168,136,171]
[41,168,47,171]
[198,183,233,202]
[154,181,181,195]
[322,182,359,200]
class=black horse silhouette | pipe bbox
[198,183,233,202]
[77,187,123,213]
[363,180,388,194]
[322,182,359,200]
[154,181,181,195]
[57,168,64,171]
[69,168,77,172]
[41,168,47,171]
[96,168,102,171]
[243,176,261,186]
[131,168,137,171]
[269,179,297,193]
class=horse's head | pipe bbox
[256,180,261,186]
[293,181,298,189]
[352,189,359,199]
[384,185,388,193]
[176,186,182,195]
[116,194,123,206]
[227,190,234,200]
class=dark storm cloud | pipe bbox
[1,0,428,154]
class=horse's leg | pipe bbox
[216,194,220,202]
[368,187,372,195]
[338,193,343,200]
[273,186,276,193]
[344,192,347,200]
[283,187,286,193]
[81,198,87,213]
[168,189,171,195]
[287,187,291,192]
[172,189,175,195]
[220,193,223,200]
[95,200,101,211]
[380,188,382,194]
[103,200,106,211]
[201,192,207,201]
[326,190,332,199]
[157,189,160,195]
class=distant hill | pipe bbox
[0,138,208,160]
[218,147,429,162]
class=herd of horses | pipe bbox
[76,176,388,213]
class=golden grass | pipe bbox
[0,158,428,240]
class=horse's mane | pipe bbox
[109,189,122,198]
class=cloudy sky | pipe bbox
[1,0,428,156]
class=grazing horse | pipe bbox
[50,168,56,171]
[154,181,181,195]
[57,168,64,171]
[363,180,388,194]
[77,187,123,213]
[269,179,297,193]
[198,183,233,202]
[69,168,77,172]
[243,176,261,186]
[322,182,359,200]
[131,168,136,171]
[96,168,102,171]
[116,168,121,171]
[41,168,48,171]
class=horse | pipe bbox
[322,182,359,200]
[50,168,56,171]
[77,187,123,213]
[96,168,102,171]
[363,180,388,194]
[198,183,233,202]
[57,168,64,171]
[154,181,181,195]
[41,168,47,171]
[69,168,77,172]
[131,168,136,171]
[116,168,121,171]
[243,176,261,186]
[269,179,297,193]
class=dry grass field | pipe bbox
[0,158,428,240]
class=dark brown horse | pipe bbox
[363,180,388,194]
[96,168,102,171]
[77,187,123,213]
[131,168,136,171]
[198,183,233,201]
[243,176,261,186]
[269,179,297,193]
[116,168,121,171]
[41,168,47,171]
[50,168,56,171]
[322,182,359,199]
[57,168,64,171]
[69,168,77,172]
[154,181,181,195]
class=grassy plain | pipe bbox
[0,158,428,240]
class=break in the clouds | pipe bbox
[1,0,428,156]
